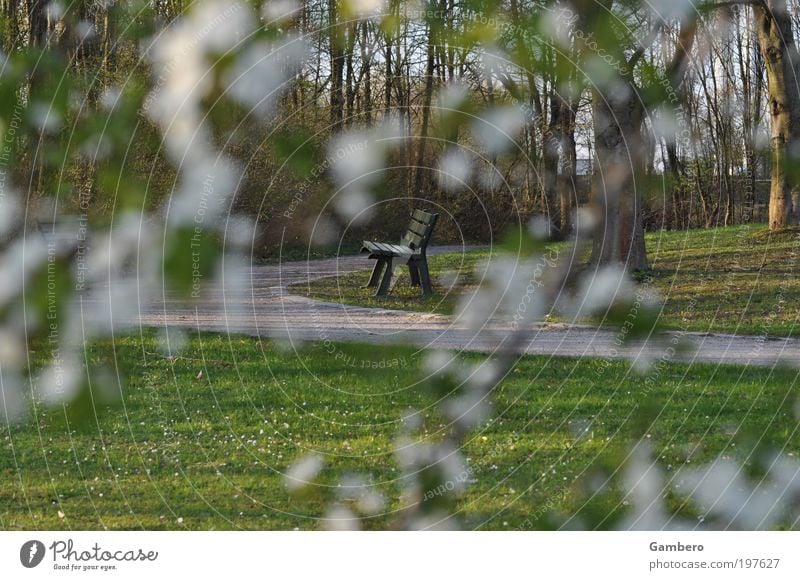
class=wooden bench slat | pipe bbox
[403,232,425,249]
[407,220,430,237]
[412,209,436,224]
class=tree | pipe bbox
[753,0,800,229]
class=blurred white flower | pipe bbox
[0,194,21,239]
[422,350,458,380]
[329,131,379,187]
[441,391,491,431]
[156,327,188,357]
[284,453,324,493]
[573,265,633,316]
[344,0,384,17]
[333,190,373,223]
[193,0,255,53]
[677,456,800,530]
[323,504,359,530]
[528,216,552,240]
[0,237,47,306]
[619,440,672,530]
[261,0,300,22]
[76,20,96,42]
[37,355,83,406]
[539,6,574,47]
[46,1,64,20]
[438,82,469,111]
[652,106,680,142]
[0,372,26,424]
[225,38,306,118]
[437,149,472,192]
[472,106,526,155]
[29,103,62,134]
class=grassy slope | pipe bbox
[294,225,800,336]
[2,332,798,530]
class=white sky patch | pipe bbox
[647,0,698,21]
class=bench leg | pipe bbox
[375,258,394,296]
[364,258,386,288]
[418,259,433,296]
[408,261,421,286]
[387,259,406,293]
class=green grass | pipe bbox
[2,331,798,530]
[293,225,800,336]
[256,240,363,264]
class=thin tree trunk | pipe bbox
[413,16,437,197]
[329,0,344,131]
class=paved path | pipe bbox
[100,247,800,368]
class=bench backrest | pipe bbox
[401,209,439,252]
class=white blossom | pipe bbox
[284,453,324,492]
[437,149,473,192]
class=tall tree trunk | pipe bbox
[754,0,800,229]
[344,19,356,127]
[328,0,344,131]
[543,89,562,233]
[413,16,437,197]
[591,88,648,271]
[361,21,372,127]
[559,98,577,236]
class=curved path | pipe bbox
[106,247,800,368]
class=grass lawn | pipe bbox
[293,224,800,336]
[2,331,798,530]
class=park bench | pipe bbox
[360,209,439,296]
